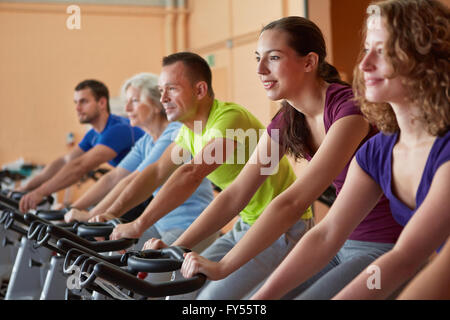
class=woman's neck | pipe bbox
[391,102,435,147]
[287,79,330,119]
[142,116,169,141]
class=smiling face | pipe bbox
[158,61,198,123]
[255,29,309,102]
[359,22,408,105]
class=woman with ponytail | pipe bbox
[158,16,403,300]
[252,0,449,300]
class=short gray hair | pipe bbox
[121,73,163,113]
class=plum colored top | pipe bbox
[267,83,403,243]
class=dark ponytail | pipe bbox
[318,62,348,86]
[263,16,348,160]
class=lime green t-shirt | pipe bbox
[175,99,312,225]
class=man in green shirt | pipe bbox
[109,52,312,299]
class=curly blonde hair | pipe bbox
[353,0,449,136]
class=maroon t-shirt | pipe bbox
[267,83,403,243]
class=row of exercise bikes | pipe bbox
[0,169,205,300]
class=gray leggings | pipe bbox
[282,239,395,300]
[169,217,314,300]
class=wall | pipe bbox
[0,2,168,201]
[0,2,166,167]
[4,0,447,208]
[187,0,305,126]
[310,0,450,82]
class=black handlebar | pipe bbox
[76,224,114,238]
[123,247,189,273]
[0,191,53,210]
[0,193,19,210]
[35,209,68,221]
[43,223,137,252]
[75,218,124,238]
[78,246,206,298]
[61,244,206,298]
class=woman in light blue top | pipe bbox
[65,73,214,245]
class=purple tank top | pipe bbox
[267,83,403,243]
[356,130,450,227]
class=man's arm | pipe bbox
[178,116,372,280]
[19,144,117,212]
[109,138,236,240]
[88,170,139,219]
[101,142,181,221]
[71,167,132,211]
[18,147,84,192]
[65,170,139,223]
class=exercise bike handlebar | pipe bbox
[45,223,137,252]
[79,246,206,298]
[0,191,53,209]
[75,219,123,238]
[121,246,190,273]
[35,209,67,221]
[62,245,125,275]
[0,193,19,210]
[24,213,137,252]
[76,224,114,238]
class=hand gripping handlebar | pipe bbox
[34,208,68,221]
[24,213,137,252]
[75,219,124,238]
[121,247,188,273]
[78,246,206,298]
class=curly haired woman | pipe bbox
[252,0,449,300]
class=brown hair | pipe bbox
[353,0,450,136]
[162,51,215,98]
[75,79,110,113]
[262,16,348,161]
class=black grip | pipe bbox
[0,193,19,210]
[8,191,26,202]
[24,212,52,225]
[127,256,182,273]
[76,224,114,238]
[124,246,190,273]
[55,230,136,254]
[83,261,206,298]
[36,209,67,221]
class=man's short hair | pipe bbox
[75,79,110,113]
[162,52,214,98]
